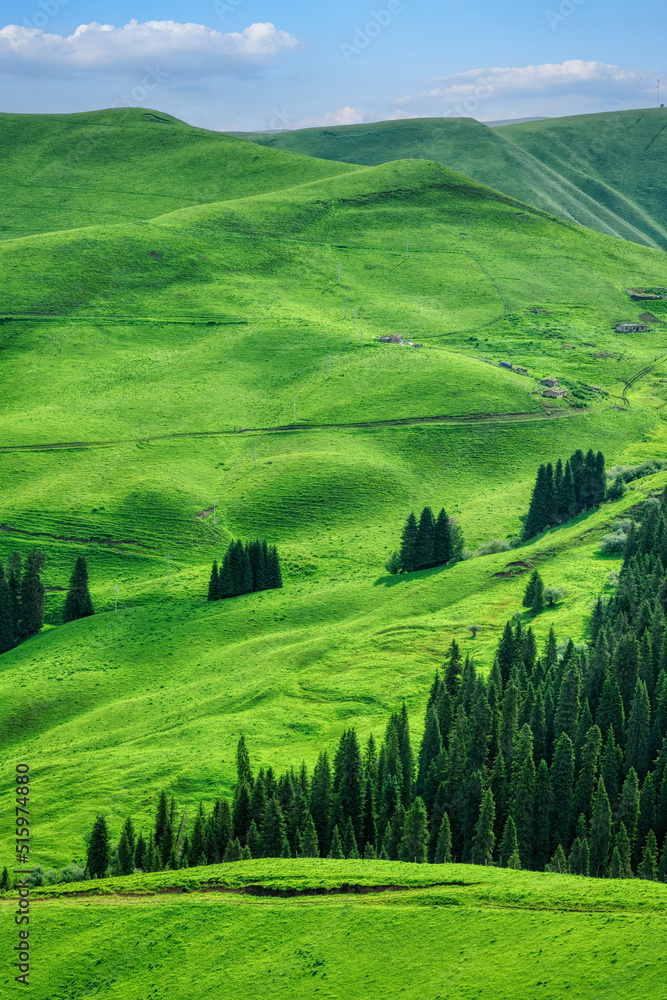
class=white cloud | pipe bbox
[298,106,365,127]
[387,60,658,122]
[0,20,300,78]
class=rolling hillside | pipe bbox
[2,106,667,998]
[227,108,667,250]
[1,107,667,896]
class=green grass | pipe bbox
[2,861,666,998]
[228,107,667,250]
[2,106,667,901]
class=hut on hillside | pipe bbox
[543,387,568,399]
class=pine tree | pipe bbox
[63,556,94,622]
[550,733,575,851]
[398,797,429,863]
[471,788,496,866]
[559,460,576,522]
[547,843,567,873]
[310,751,332,856]
[328,824,344,859]
[300,813,320,858]
[6,552,21,628]
[615,823,633,879]
[613,633,640,714]
[444,639,463,698]
[609,847,623,878]
[497,622,516,687]
[117,827,134,876]
[415,507,436,570]
[499,815,519,867]
[434,812,452,863]
[236,735,254,789]
[223,838,242,862]
[533,759,553,872]
[658,836,667,882]
[554,665,581,743]
[617,768,641,847]
[531,574,545,613]
[525,464,549,538]
[343,816,359,859]
[399,513,419,573]
[625,680,652,777]
[154,791,168,852]
[0,866,10,889]
[207,560,219,601]
[217,547,233,599]
[575,725,602,821]
[0,564,15,653]
[87,814,110,878]
[589,776,612,877]
[134,831,146,871]
[637,829,658,880]
[433,508,453,566]
[260,798,289,857]
[596,679,625,742]
[18,549,45,638]
[267,545,283,589]
[523,570,541,608]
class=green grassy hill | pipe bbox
[227,108,667,250]
[1,106,667,958]
[2,861,666,998]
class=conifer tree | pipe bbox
[609,847,623,879]
[559,460,576,522]
[637,829,658,880]
[471,788,496,866]
[399,797,429,863]
[625,680,652,777]
[434,812,452,863]
[217,548,233,599]
[63,556,94,622]
[343,816,359,859]
[554,665,581,743]
[189,802,206,865]
[499,682,519,765]
[7,552,21,627]
[433,508,453,566]
[364,842,377,860]
[154,791,168,852]
[260,798,289,857]
[87,814,110,878]
[575,725,602,820]
[550,733,575,851]
[207,560,219,601]
[525,464,549,538]
[415,507,436,570]
[617,768,641,847]
[658,836,667,882]
[523,570,540,608]
[589,776,612,877]
[444,639,463,698]
[507,849,522,870]
[310,751,332,856]
[533,759,553,871]
[614,823,633,879]
[531,574,545,613]
[0,564,15,653]
[236,735,254,789]
[547,843,567,873]
[0,867,10,889]
[134,831,146,871]
[399,513,419,573]
[267,546,283,589]
[18,549,45,639]
[499,815,519,867]
[117,827,134,876]
[300,813,320,858]
[328,824,344,859]
[223,838,241,862]
[497,622,516,687]
[613,633,640,714]
[596,679,625,743]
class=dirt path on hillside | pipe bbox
[0,407,587,453]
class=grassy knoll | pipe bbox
[1,862,666,998]
[1,110,667,886]
[229,107,667,249]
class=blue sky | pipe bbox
[1,0,665,130]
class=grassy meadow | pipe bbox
[2,861,666,998]
[1,106,667,993]
[231,106,667,250]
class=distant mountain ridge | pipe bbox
[225,108,667,251]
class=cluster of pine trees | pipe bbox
[396,507,462,573]
[0,549,46,654]
[84,487,667,881]
[208,539,282,601]
[524,448,606,538]
[0,551,95,655]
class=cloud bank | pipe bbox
[0,19,300,79]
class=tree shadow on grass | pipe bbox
[373,564,450,588]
